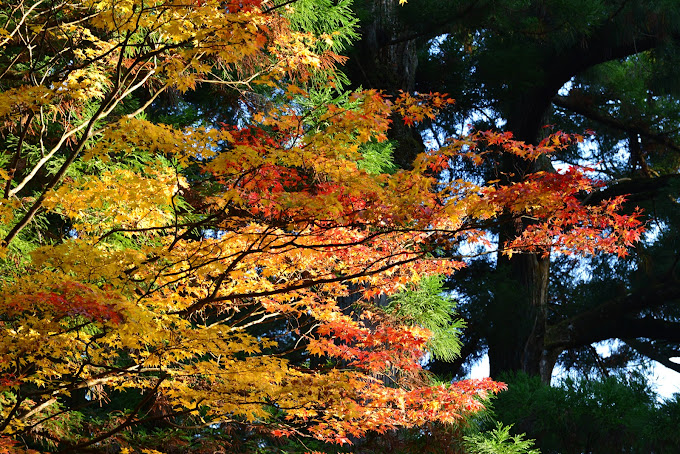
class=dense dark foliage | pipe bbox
[493,372,680,454]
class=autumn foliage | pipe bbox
[0,0,643,452]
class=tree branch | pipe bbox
[584,173,680,206]
[625,338,680,375]
[553,94,680,154]
[57,374,168,454]
[546,279,680,351]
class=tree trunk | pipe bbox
[346,0,424,169]
[490,244,558,383]
[487,108,558,383]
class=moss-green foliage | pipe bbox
[357,139,397,174]
[464,423,540,454]
[491,372,680,454]
[286,0,358,53]
[285,0,359,89]
[387,275,465,362]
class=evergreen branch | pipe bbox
[553,94,680,154]
[625,339,680,375]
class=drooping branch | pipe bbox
[505,11,676,143]
[584,173,680,206]
[545,278,680,351]
[553,94,680,155]
[625,338,680,375]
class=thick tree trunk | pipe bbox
[346,0,424,169]
[490,248,552,380]
[487,110,559,383]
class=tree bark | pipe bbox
[346,0,424,169]
[491,153,555,382]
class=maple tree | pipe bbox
[0,0,645,452]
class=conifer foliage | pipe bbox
[0,0,643,451]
